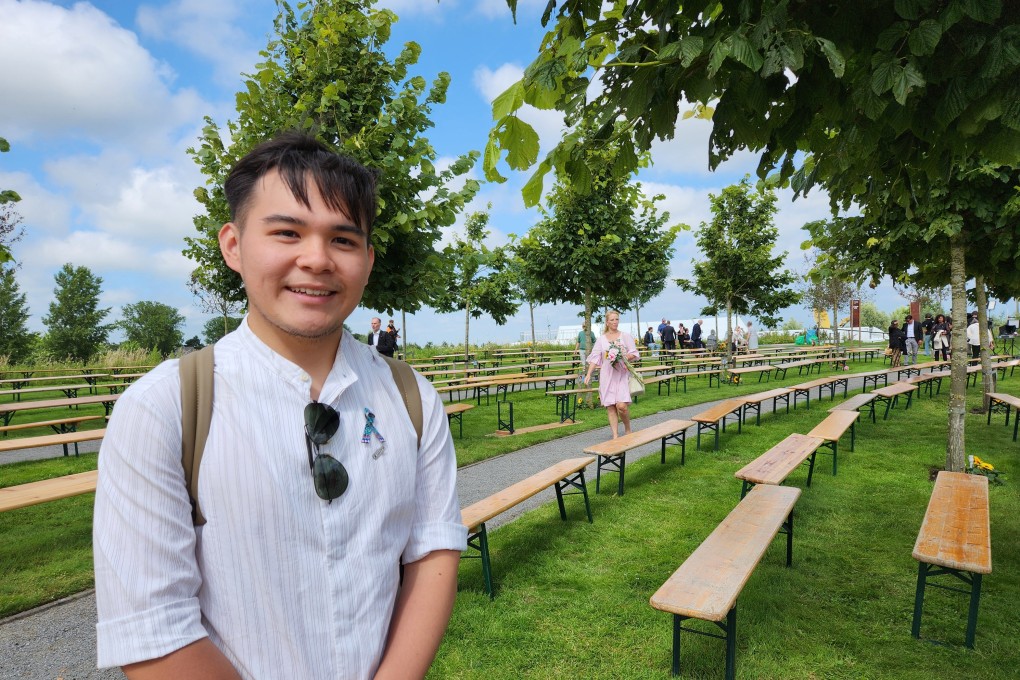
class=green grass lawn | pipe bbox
[434,382,1020,679]
[2,356,1017,678]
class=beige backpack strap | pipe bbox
[381,354,423,449]
[179,344,215,526]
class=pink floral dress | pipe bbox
[587,333,639,407]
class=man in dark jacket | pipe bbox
[691,320,703,349]
[367,317,396,357]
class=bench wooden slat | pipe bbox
[0,415,104,433]
[807,410,860,442]
[829,393,878,413]
[583,419,694,456]
[650,484,801,621]
[691,399,745,424]
[734,433,824,486]
[0,428,107,454]
[873,382,917,398]
[0,470,98,512]
[739,388,791,405]
[912,471,991,574]
[461,456,595,530]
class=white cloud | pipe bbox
[135,0,269,87]
[0,170,72,237]
[0,0,207,151]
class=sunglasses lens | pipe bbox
[312,454,349,500]
[304,402,340,445]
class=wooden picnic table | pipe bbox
[0,393,120,428]
[0,373,111,391]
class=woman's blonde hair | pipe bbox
[603,310,621,334]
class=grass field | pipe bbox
[434,383,1020,679]
[2,352,1017,678]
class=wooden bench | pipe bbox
[641,373,675,397]
[905,371,945,399]
[871,382,917,419]
[733,433,825,497]
[691,400,745,451]
[0,383,95,402]
[911,471,991,648]
[858,369,892,392]
[0,428,107,458]
[460,456,595,598]
[771,358,820,379]
[0,414,103,436]
[806,410,860,475]
[0,470,99,512]
[649,484,801,679]
[444,403,474,438]
[582,419,695,495]
[738,388,792,426]
[986,392,1020,442]
[0,393,120,428]
[789,375,848,409]
[995,358,1020,379]
[725,364,775,385]
[546,386,599,423]
[668,368,722,392]
[829,392,879,423]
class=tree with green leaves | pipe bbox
[0,135,22,265]
[489,2,1019,207]
[0,267,32,363]
[512,130,680,333]
[119,301,185,357]
[434,209,520,363]
[801,228,864,348]
[188,271,244,344]
[43,264,112,363]
[859,302,889,331]
[185,0,479,315]
[203,316,243,345]
[679,178,799,366]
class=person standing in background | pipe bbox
[583,310,639,440]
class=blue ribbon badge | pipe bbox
[362,408,386,459]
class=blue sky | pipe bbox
[0,0,906,346]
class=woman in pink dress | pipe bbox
[582,310,640,439]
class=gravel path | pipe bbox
[1,373,879,679]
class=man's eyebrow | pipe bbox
[261,214,366,236]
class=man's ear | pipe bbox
[219,222,242,274]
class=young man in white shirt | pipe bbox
[94,132,466,679]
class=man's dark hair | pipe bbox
[224,131,380,238]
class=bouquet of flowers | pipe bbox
[967,455,1005,485]
[605,341,624,366]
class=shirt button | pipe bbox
[299,373,310,382]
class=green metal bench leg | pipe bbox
[671,615,682,677]
[966,572,982,648]
[912,561,929,639]
[850,422,855,452]
[806,451,816,487]
[724,607,737,680]
[831,439,838,475]
[465,523,495,599]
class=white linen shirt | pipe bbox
[94,321,466,678]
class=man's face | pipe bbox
[371,319,381,332]
[219,170,374,350]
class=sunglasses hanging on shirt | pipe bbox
[304,402,348,501]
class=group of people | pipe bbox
[888,312,994,367]
[643,318,706,354]
[366,316,400,357]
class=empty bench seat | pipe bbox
[650,484,802,679]
[911,471,991,648]
[733,433,825,498]
[460,456,595,598]
[582,419,694,495]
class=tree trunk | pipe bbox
[464,302,471,365]
[946,234,967,472]
[635,300,641,346]
[725,300,733,367]
[975,275,996,411]
[832,303,839,349]
[583,291,594,406]
[401,310,407,357]
[529,301,536,351]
